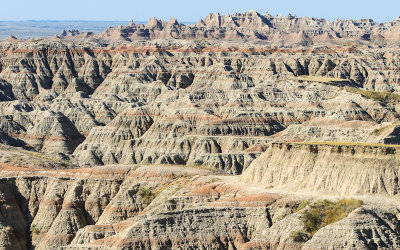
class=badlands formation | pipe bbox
[1,11,400,249]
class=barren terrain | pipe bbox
[1,11,400,249]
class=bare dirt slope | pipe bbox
[1,145,400,249]
[1,10,400,249]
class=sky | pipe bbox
[1,0,399,23]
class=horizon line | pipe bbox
[0,11,398,24]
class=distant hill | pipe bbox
[0,20,132,39]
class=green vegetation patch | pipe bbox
[290,141,400,148]
[30,226,40,235]
[290,230,311,243]
[370,122,400,136]
[345,87,400,104]
[332,41,361,47]
[296,200,311,212]
[137,186,156,207]
[371,126,390,136]
[22,150,72,168]
[296,75,349,83]
[291,199,363,242]
[303,199,363,235]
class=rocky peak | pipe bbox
[248,9,258,14]
[5,35,17,41]
[168,17,184,28]
[58,29,80,38]
[146,17,164,30]
[264,11,273,19]
[196,19,206,26]
[231,10,271,28]
[169,18,179,25]
[203,12,223,27]
[285,13,297,20]
[15,11,400,48]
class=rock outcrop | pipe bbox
[53,10,400,46]
[0,150,399,249]
[242,142,400,195]
[303,207,400,249]
[0,38,400,171]
[0,162,284,249]
[1,11,400,249]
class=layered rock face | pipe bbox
[242,142,400,195]
[1,38,400,173]
[2,11,400,250]
[0,162,284,249]
[0,156,399,250]
[1,145,400,249]
[55,10,400,45]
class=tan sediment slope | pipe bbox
[1,156,400,249]
[0,163,289,249]
[3,10,400,249]
[1,39,400,173]
[242,142,400,195]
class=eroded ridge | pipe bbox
[1,10,400,250]
[1,38,400,173]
